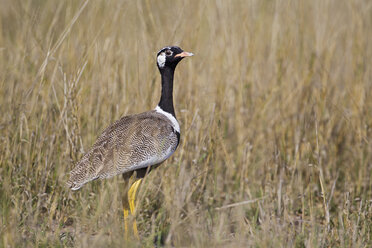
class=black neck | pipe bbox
[158,67,176,117]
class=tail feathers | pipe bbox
[67,174,99,190]
[67,158,98,190]
[66,180,83,191]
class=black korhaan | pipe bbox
[67,46,193,239]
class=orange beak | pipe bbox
[175,51,194,58]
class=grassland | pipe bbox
[1,0,372,247]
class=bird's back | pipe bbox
[67,110,180,190]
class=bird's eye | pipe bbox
[165,50,172,56]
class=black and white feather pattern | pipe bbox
[67,109,180,190]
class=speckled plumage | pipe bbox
[67,46,193,192]
[67,110,180,190]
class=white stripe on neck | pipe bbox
[155,105,180,133]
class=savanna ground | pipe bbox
[1,0,372,247]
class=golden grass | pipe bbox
[1,0,372,247]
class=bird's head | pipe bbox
[156,46,193,70]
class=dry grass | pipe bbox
[1,0,372,247]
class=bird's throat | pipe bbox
[158,67,176,117]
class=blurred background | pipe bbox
[0,0,371,247]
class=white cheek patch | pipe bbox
[157,53,166,68]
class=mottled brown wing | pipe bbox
[67,111,178,190]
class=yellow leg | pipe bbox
[122,179,130,241]
[128,178,142,239]
[123,207,129,241]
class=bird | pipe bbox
[67,46,193,239]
